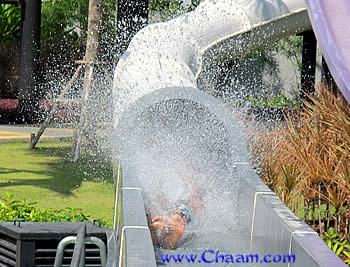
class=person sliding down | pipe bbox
[147,185,203,250]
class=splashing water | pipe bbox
[113,0,306,258]
[114,88,253,254]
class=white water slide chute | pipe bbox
[112,0,348,266]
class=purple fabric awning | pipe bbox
[305,0,350,103]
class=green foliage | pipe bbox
[150,0,201,20]
[0,1,89,45]
[246,47,275,67]
[275,35,303,70]
[0,192,90,222]
[323,228,350,265]
[150,0,181,12]
[0,0,117,48]
[42,0,88,39]
[245,95,300,109]
[41,0,89,43]
[41,0,116,44]
[0,4,21,43]
[245,35,302,71]
[150,0,200,11]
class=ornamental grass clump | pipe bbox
[253,86,350,238]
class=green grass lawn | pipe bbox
[0,140,115,225]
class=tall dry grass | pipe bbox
[252,86,350,237]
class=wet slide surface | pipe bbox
[305,0,350,102]
[156,232,252,266]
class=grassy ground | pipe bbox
[0,141,114,225]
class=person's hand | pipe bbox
[150,213,186,249]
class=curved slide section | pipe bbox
[305,0,350,102]
[112,0,310,126]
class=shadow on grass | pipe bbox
[0,143,113,196]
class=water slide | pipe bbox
[112,0,349,266]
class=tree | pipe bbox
[73,0,103,161]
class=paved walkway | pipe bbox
[0,125,73,140]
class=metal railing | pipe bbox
[54,224,107,267]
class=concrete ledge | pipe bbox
[249,190,346,266]
[121,188,148,227]
[237,164,271,233]
[236,162,345,266]
[122,228,156,267]
[121,172,142,189]
[120,179,157,266]
[292,232,347,267]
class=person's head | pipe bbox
[149,212,186,249]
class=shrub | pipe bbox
[150,0,200,21]
[0,4,21,43]
[245,94,300,109]
[252,86,350,237]
[0,192,90,223]
[323,227,350,265]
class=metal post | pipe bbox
[54,235,107,267]
[16,240,35,267]
[300,30,317,100]
[116,0,149,55]
[321,56,337,93]
[18,0,42,123]
[70,224,86,267]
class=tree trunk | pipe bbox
[84,0,102,63]
[74,0,102,161]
